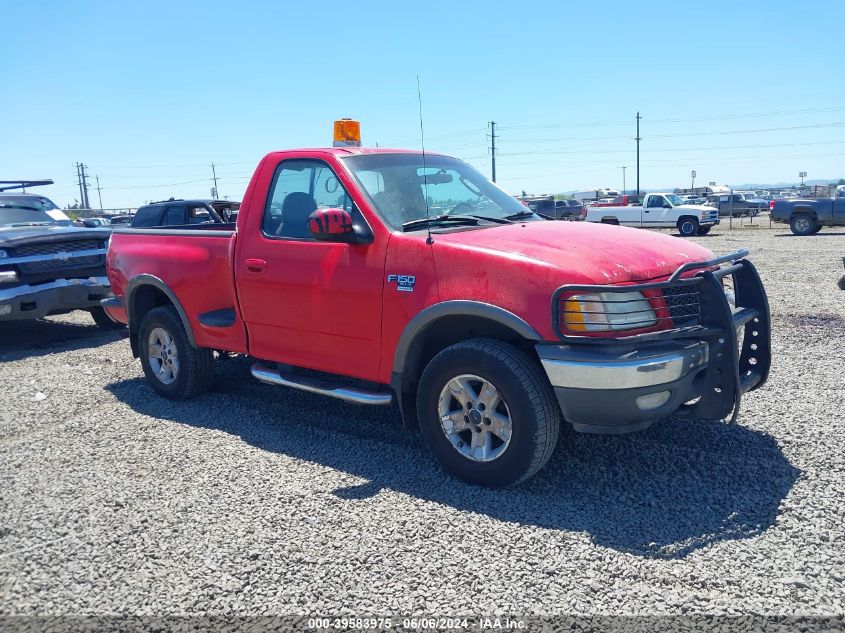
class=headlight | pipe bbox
[559,290,657,334]
[0,249,7,259]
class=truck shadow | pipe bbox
[106,357,799,560]
[0,315,127,363]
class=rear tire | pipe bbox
[790,214,817,236]
[90,306,124,330]
[416,339,561,487]
[138,306,213,400]
[678,217,699,237]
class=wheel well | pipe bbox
[790,208,817,220]
[127,285,175,356]
[600,217,619,224]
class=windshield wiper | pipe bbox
[7,222,53,227]
[402,214,480,232]
[469,214,512,224]
[504,210,536,221]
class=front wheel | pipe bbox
[138,306,213,399]
[678,217,700,237]
[697,225,712,236]
[416,339,561,487]
[790,214,817,236]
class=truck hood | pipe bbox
[676,204,713,212]
[435,220,715,284]
[0,225,111,247]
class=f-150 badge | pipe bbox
[387,274,415,292]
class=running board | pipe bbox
[251,364,393,406]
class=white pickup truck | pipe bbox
[585,193,720,236]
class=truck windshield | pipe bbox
[0,204,59,228]
[342,153,535,230]
[665,195,685,205]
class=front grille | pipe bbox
[660,285,702,327]
[12,240,105,273]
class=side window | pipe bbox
[647,196,663,208]
[262,160,355,239]
[131,205,162,228]
[162,204,185,226]
[187,205,212,224]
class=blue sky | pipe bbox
[2,0,843,208]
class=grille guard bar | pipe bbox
[551,249,772,423]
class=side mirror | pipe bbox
[663,203,672,209]
[308,207,356,242]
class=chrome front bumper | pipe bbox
[0,276,111,321]
[537,341,710,434]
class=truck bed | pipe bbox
[106,225,248,353]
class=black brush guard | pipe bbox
[552,249,772,422]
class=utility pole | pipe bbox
[489,121,497,183]
[75,163,84,206]
[621,166,627,195]
[635,112,642,195]
[75,162,91,209]
[211,163,219,198]
[95,175,104,210]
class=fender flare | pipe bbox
[125,274,197,348]
[392,300,541,378]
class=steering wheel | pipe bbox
[447,201,475,215]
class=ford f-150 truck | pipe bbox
[585,193,720,236]
[0,194,119,328]
[104,123,771,487]
[771,196,845,235]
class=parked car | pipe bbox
[705,193,767,218]
[553,199,585,219]
[0,193,119,327]
[771,197,845,235]
[130,199,231,228]
[104,124,771,487]
[76,217,112,228]
[585,192,720,236]
[589,195,643,208]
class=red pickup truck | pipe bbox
[104,127,772,486]
[589,194,643,208]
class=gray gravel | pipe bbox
[1,226,844,619]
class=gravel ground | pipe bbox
[1,227,844,622]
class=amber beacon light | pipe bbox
[333,119,362,147]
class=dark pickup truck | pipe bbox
[131,198,240,228]
[0,195,119,328]
[771,196,845,235]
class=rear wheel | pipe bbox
[138,306,213,399]
[416,339,561,487]
[790,214,817,236]
[90,306,124,330]
[678,217,699,237]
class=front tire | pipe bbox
[138,306,213,400]
[416,339,561,487]
[90,306,124,330]
[697,225,712,236]
[790,214,817,236]
[678,217,700,237]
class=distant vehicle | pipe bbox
[77,217,112,228]
[520,196,557,217]
[553,199,585,220]
[589,194,643,208]
[771,197,845,235]
[585,192,720,236]
[109,215,133,225]
[0,193,118,327]
[130,198,232,229]
[705,193,767,218]
[573,188,619,203]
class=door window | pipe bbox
[262,160,355,239]
[162,204,185,226]
[647,196,665,208]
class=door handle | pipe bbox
[245,258,267,273]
